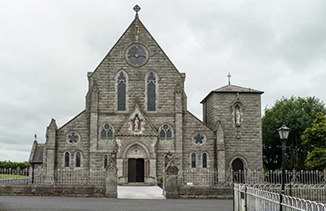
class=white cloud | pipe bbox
[0,0,325,161]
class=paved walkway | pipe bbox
[118,186,165,199]
[0,196,233,211]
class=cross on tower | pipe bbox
[227,73,231,85]
[133,5,141,19]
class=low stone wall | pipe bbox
[179,186,233,199]
[0,185,105,197]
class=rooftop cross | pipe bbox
[34,134,37,141]
[133,5,141,19]
[227,72,231,85]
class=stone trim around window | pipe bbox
[66,132,81,144]
[115,70,129,113]
[192,133,206,146]
[144,71,159,112]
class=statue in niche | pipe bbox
[133,114,140,132]
[235,105,241,127]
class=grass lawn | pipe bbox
[0,174,28,179]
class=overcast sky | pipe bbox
[0,0,325,162]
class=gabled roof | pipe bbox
[115,105,158,137]
[201,84,264,103]
[90,11,184,79]
[30,143,44,164]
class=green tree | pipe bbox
[262,97,326,170]
[0,161,29,169]
[302,112,326,170]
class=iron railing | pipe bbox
[234,183,326,211]
[178,169,326,186]
[0,168,106,186]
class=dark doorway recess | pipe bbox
[128,158,144,182]
[232,158,245,183]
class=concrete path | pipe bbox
[0,196,233,211]
[118,185,165,199]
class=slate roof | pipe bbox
[201,84,263,103]
[31,144,44,164]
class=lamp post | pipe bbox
[277,123,290,211]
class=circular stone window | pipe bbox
[125,44,149,67]
[66,131,80,144]
[192,133,206,145]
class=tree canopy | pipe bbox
[0,160,29,169]
[262,96,326,170]
[302,112,326,170]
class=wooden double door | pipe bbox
[128,158,144,182]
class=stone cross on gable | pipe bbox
[227,73,231,85]
[133,5,141,19]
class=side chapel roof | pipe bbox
[201,84,264,103]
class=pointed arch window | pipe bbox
[164,155,169,167]
[147,72,156,111]
[191,153,196,168]
[202,153,207,168]
[75,152,81,167]
[117,72,126,111]
[159,124,173,140]
[104,155,108,168]
[100,124,114,139]
[64,152,70,167]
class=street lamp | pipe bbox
[277,123,290,211]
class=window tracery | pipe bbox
[192,133,206,145]
[100,124,114,139]
[117,72,126,111]
[147,72,156,111]
[159,124,173,139]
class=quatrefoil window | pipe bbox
[125,44,149,67]
[67,132,80,144]
[192,133,206,145]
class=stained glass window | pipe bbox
[159,124,172,139]
[104,155,108,168]
[191,153,196,168]
[65,152,70,167]
[117,72,126,111]
[67,132,79,144]
[202,153,207,168]
[127,46,147,66]
[76,152,81,167]
[100,124,114,139]
[193,133,205,145]
[147,72,156,111]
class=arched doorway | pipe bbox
[126,144,147,183]
[231,158,245,183]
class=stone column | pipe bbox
[105,162,117,198]
[215,122,226,183]
[45,119,57,182]
[175,84,183,171]
[89,85,99,170]
[165,166,179,199]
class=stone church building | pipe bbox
[29,6,263,185]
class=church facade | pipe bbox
[29,6,263,185]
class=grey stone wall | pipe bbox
[183,112,215,169]
[0,185,105,197]
[56,111,90,170]
[179,186,233,199]
[203,92,263,171]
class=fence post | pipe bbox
[165,166,179,199]
[105,161,117,198]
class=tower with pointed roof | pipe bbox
[29,6,263,185]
